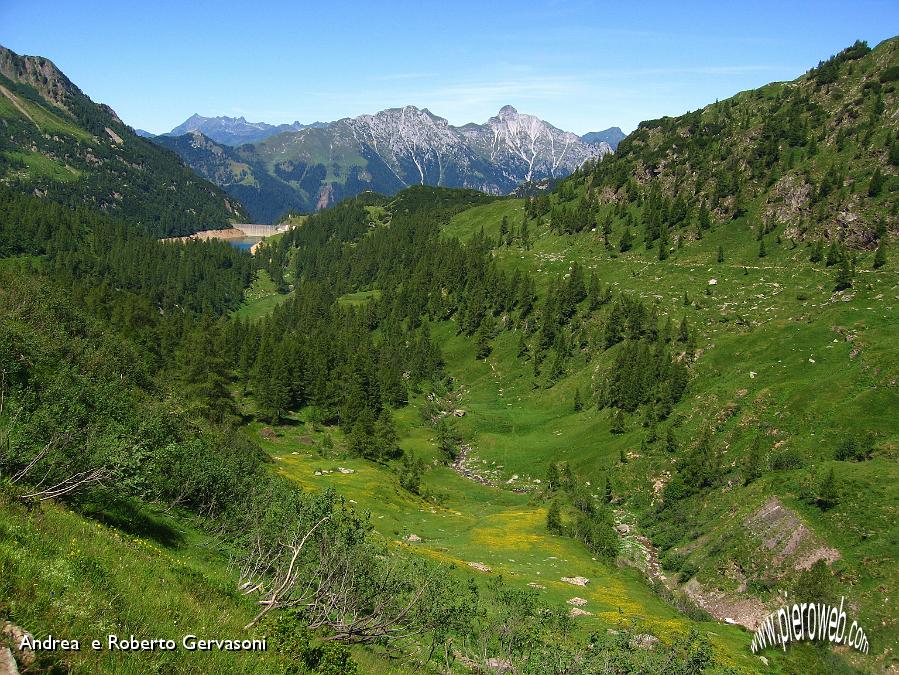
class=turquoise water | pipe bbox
[229,236,262,251]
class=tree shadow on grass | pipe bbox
[79,492,184,549]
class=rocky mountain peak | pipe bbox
[0,45,77,112]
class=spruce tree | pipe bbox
[658,225,670,260]
[547,500,563,533]
[546,462,561,491]
[517,332,530,359]
[603,477,613,503]
[698,202,711,230]
[758,238,767,258]
[717,245,724,263]
[619,227,633,253]
[825,241,841,266]
[573,387,583,412]
[677,316,690,343]
[610,409,626,434]
[399,450,425,494]
[665,426,678,453]
[890,140,899,167]
[816,467,839,510]
[868,167,884,197]
[834,256,853,291]
[809,239,824,263]
[374,408,399,460]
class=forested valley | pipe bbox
[1,35,898,675]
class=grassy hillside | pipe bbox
[436,194,897,670]
[0,46,246,236]
[3,35,898,675]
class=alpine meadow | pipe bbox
[0,5,898,675]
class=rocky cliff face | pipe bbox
[157,105,612,222]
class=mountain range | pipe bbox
[165,114,329,146]
[155,105,612,222]
[159,114,628,152]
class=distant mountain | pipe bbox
[156,105,612,222]
[0,45,246,236]
[166,114,329,146]
[581,126,626,150]
[133,128,155,138]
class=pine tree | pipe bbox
[868,167,884,197]
[698,202,711,230]
[374,408,399,460]
[547,500,563,533]
[546,462,561,491]
[758,238,767,258]
[717,245,724,263]
[517,332,529,359]
[816,467,839,510]
[809,239,824,263]
[603,477,613,503]
[573,387,583,412]
[677,316,690,343]
[619,227,633,253]
[601,210,613,241]
[610,408,626,434]
[435,417,460,462]
[347,417,373,458]
[474,314,494,359]
[657,225,670,260]
[825,241,841,266]
[499,215,509,245]
[890,140,899,167]
[665,426,678,453]
[834,256,853,291]
[520,216,530,250]
[873,240,886,269]
[399,450,425,494]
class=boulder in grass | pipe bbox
[405,534,422,542]
[468,562,492,573]
[569,607,593,617]
[567,597,588,606]
[561,576,590,586]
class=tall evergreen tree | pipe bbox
[619,227,634,253]
[868,167,884,197]
[834,256,853,290]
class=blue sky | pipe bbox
[1,1,897,135]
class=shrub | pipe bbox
[770,445,803,471]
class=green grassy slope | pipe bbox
[0,46,246,236]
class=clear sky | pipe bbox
[1,1,897,135]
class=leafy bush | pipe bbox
[834,432,875,461]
